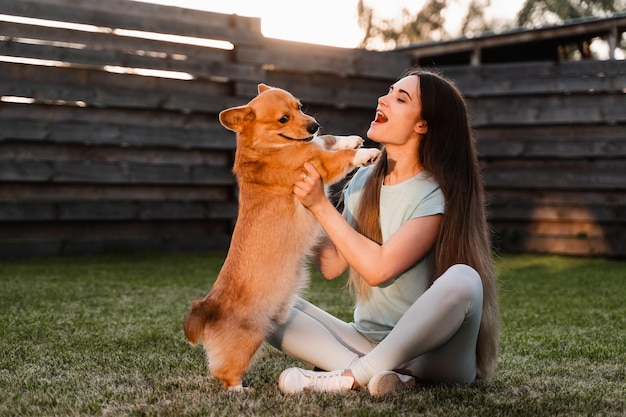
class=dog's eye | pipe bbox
[279,115,290,124]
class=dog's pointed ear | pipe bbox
[219,106,255,132]
[258,83,272,94]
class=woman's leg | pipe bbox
[350,264,483,386]
[267,297,375,372]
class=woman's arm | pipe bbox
[295,163,441,287]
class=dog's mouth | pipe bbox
[278,133,314,142]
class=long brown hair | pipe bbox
[349,67,500,379]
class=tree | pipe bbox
[461,0,493,37]
[516,0,626,59]
[357,0,449,50]
[517,0,626,26]
[357,0,506,50]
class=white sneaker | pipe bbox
[278,367,354,394]
[367,370,415,397]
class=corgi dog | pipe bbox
[183,84,381,390]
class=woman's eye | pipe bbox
[279,115,289,123]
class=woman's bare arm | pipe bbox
[295,163,441,286]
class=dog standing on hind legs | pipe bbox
[183,84,381,391]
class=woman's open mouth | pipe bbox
[374,110,388,123]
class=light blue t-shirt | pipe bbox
[343,165,445,343]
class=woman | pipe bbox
[266,67,500,396]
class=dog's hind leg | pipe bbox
[209,329,265,391]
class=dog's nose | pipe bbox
[307,122,320,134]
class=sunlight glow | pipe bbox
[0,14,105,33]
[0,55,71,68]
[0,96,36,104]
[103,65,194,80]
[113,29,233,50]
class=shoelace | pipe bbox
[307,371,348,392]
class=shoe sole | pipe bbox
[370,372,416,397]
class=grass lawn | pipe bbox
[0,251,624,416]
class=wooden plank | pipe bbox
[0,201,238,221]
[0,183,233,201]
[488,203,623,223]
[0,102,225,131]
[476,124,626,142]
[467,93,626,126]
[354,50,412,79]
[484,169,626,190]
[484,159,624,170]
[0,235,232,259]
[0,142,232,166]
[478,137,626,158]
[14,0,259,30]
[489,220,615,239]
[273,72,388,109]
[0,0,262,45]
[0,220,234,240]
[486,189,626,206]
[0,160,235,185]
[305,105,377,138]
[0,21,235,60]
[0,62,242,112]
[0,240,62,258]
[238,38,411,79]
[0,61,231,96]
[492,233,625,257]
[244,72,390,110]
[443,60,626,96]
[0,119,236,149]
[0,35,262,82]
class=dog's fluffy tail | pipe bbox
[183,299,220,345]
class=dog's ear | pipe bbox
[219,106,255,132]
[258,83,272,94]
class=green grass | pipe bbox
[0,252,624,416]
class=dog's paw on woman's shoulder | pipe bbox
[315,135,364,151]
[353,148,382,167]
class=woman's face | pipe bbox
[366,75,426,145]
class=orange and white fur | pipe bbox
[183,84,381,390]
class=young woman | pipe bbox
[266,67,500,396]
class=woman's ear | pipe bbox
[414,120,428,135]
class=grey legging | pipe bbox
[266,264,483,387]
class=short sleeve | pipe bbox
[409,186,445,220]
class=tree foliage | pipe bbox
[516,0,625,59]
[461,0,493,37]
[357,0,449,49]
[357,0,625,50]
[516,0,626,27]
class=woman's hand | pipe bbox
[293,162,327,211]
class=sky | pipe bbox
[133,0,527,48]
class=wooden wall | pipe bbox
[444,62,626,257]
[0,0,624,258]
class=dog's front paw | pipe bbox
[353,148,382,167]
[333,135,364,150]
